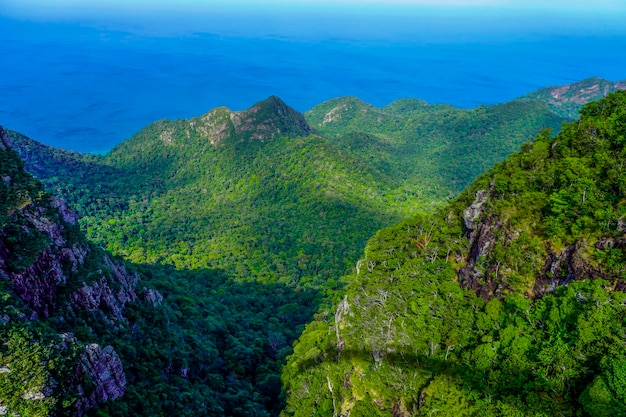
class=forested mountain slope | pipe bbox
[283,90,626,417]
[0,126,320,416]
[9,97,414,287]
[9,93,567,289]
[3,78,624,416]
[0,126,144,416]
[305,94,565,194]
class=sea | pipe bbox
[1,9,626,154]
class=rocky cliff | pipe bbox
[0,126,158,416]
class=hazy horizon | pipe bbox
[6,0,626,13]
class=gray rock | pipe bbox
[463,189,488,232]
[21,390,46,401]
[51,196,79,225]
[144,288,164,307]
[75,344,126,416]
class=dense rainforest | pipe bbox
[1,77,624,415]
[8,88,569,286]
[0,126,319,416]
[283,89,626,416]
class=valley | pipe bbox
[1,77,625,416]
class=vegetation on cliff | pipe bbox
[283,90,626,417]
[4,79,623,416]
[0,128,319,416]
[1,128,126,416]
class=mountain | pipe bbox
[8,97,411,288]
[8,93,569,289]
[4,79,624,415]
[519,76,626,119]
[283,90,626,416]
[0,126,145,416]
[305,93,566,194]
[0,126,320,416]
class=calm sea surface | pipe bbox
[1,12,625,153]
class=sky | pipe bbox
[3,0,625,6]
[4,0,626,14]
[4,0,626,38]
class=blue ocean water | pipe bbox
[1,11,625,153]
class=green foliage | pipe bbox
[1,126,320,416]
[4,88,622,416]
[305,94,566,197]
[580,355,626,416]
[91,265,320,417]
[9,99,412,289]
[284,91,626,416]
[0,326,75,417]
[8,93,569,291]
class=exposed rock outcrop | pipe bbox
[458,190,503,299]
[9,246,72,318]
[533,238,626,296]
[458,185,626,301]
[0,126,153,415]
[75,344,126,416]
[520,77,626,118]
[144,287,164,307]
[191,96,313,145]
[70,255,139,323]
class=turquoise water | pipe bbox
[1,12,625,153]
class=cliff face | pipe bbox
[0,126,154,416]
[75,344,126,415]
[458,188,626,300]
[454,91,626,299]
[0,196,138,322]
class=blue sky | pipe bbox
[5,0,625,37]
[5,0,626,14]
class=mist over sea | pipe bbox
[1,10,625,153]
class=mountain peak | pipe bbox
[189,96,312,144]
[230,96,313,141]
[305,96,380,130]
[255,95,289,108]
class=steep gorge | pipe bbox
[2,78,625,416]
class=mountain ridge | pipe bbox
[3,77,626,416]
[0,125,322,417]
[7,77,614,284]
